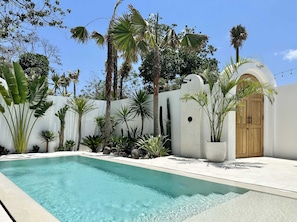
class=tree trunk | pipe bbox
[104,37,113,146]
[119,75,124,99]
[236,47,239,63]
[74,82,76,98]
[77,115,82,151]
[113,47,118,99]
[59,124,65,148]
[153,48,160,136]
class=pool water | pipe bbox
[0,156,247,222]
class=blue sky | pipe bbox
[39,0,297,92]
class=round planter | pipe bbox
[205,141,226,162]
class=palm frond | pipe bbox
[128,4,147,35]
[70,26,89,43]
[181,33,208,50]
[91,31,105,45]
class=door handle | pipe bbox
[247,116,252,124]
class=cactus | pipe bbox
[159,106,165,135]
[165,98,172,151]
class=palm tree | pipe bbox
[70,0,122,146]
[58,73,71,96]
[130,90,152,135]
[230,24,248,63]
[68,97,96,151]
[40,130,56,153]
[68,69,80,98]
[51,73,60,95]
[112,5,208,136]
[115,106,133,138]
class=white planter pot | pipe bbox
[205,141,226,162]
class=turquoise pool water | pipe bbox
[0,156,247,221]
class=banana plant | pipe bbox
[0,62,53,153]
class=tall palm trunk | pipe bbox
[141,116,145,136]
[77,115,82,151]
[119,75,124,99]
[236,47,239,63]
[104,37,113,146]
[73,82,77,98]
[113,47,118,99]
[153,48,161,136]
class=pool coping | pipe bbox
[82,153,297,199]
[0,152,297,221]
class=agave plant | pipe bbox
[0,62,53,153]
[136,135,170,158]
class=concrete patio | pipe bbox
[0,152,297,221]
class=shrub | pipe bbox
[65,140,75,151]
[0,145,9,155]
[81,135,103,152]
[29,145,40,153]
[136,135,170,158]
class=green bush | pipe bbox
[81,135,103,152]
[136,135,170,158]
[65,140,75,151]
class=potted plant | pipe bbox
[182,59,276,162]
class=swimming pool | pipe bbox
[0,156,247,221]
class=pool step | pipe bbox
[132,192,242,222]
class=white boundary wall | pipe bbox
[1,71,297,160]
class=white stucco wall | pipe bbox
[1,60,297,160]
[0,95,106,153]
[274,83,297,160]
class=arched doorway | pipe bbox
[236,74,264,158]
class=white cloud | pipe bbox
[283,49,297,61]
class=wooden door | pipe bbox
[236,75,264,158]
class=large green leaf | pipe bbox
[0,104,5,113]
[0,81,11,106]
[13,62,28,103]
[28,76,48,108]
[0,64,21,104]
[34,101,53,118]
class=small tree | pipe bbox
[115,106,133,138]
[230,24,248,63]
[40,130,56,153]
[129,90,152,135]
[68,97,96,151]
[19,53,50,82]
[55,105,69,149]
